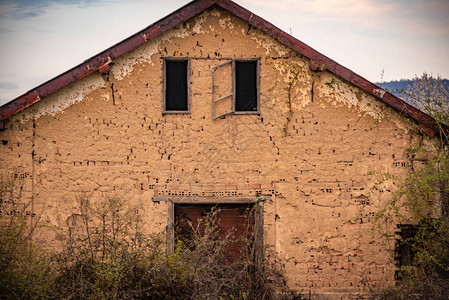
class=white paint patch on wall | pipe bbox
[318,73,384,120]
[19,74,106,122]
[218,16,235,30]
[250,31,291,56]
[270,59,312,109]
[111,8,294,82]
[111,10,213,81]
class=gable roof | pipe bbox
[0,0,440,136]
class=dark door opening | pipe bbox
[174,203,255,262]
[395,224,418,280]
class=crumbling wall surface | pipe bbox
[0,7,429,299]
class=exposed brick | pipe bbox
[225,184,237,190]
[237,183,249,190]
[202,184,215,191]
[178,183,191,190]
[166,183,180,190]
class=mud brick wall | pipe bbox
[0,7,432,299]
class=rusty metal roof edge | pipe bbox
[0,0,443,137]
[0,0,215,121]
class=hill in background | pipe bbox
[375,79,449,99]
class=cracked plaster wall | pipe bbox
[0,7,431,299]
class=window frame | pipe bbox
[395,224,418,280]
[212,58,260,119]
[153,196,267,256]
[233,58,260,115]
[163,57,191,114]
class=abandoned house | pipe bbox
[0,0,442,298]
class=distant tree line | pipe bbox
[375,78,449,106]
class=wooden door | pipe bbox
[174,203,254,262]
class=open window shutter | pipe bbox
[212,60,234,119]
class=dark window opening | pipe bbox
[211,59,260,118]
[395,224,418,280]
[235,60,258,112]
[164,59,189,112]
[174,203,255,262]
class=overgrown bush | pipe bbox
[373,74,449,299]
[376,221,449,300]
[0,177,54,299]
[374,156,449,299]
[0,189,303,299]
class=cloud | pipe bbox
[0,83,20,106]
[240,0,396,18]
[401,0,449,36]
[0,0,110,19]
[242,0,449,33]
[0,82,19,90]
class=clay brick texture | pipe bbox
[0,6,436,299]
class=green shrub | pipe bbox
[0,177,55,299]
[373,73,449,299]
[1,188,303,299]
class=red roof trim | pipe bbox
[0,0,443,135]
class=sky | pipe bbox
[0,0,448,106]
